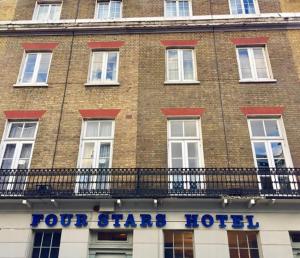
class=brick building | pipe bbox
[0,1,299,258]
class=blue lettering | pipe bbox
[31,214,44,227]
[98,214,109,227]
[60,214,73,227]
[156,214,167,228]
[216,215,228,229]
[140,214,153,228]
[75,214,88,228]
[231,215,244,229]
[124,214,137,228]
[246,215,259,229]
[201,214,214,228]
[185,214,199,228]
[112,214,123,228]
[45,214,58,227]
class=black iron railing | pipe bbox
[0,168,299,199]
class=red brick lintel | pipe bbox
[87,41,125,49]
[22,43,59,51]
[4,110,46,120]
[231,37,269,46]
[79,109,121,119]
[160,40,198,47]
[240,107,284,116]
[161,108,205,117]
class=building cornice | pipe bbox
[0,13,300,35]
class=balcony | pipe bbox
[0,168,299,199]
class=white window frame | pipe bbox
[165,49,198,83]
[247,117,296,191]
[94,0,123,20]
[17,52,53,86]
[32,2,62,22]
[0,121,38,191]
[236,46,274,82]
[167,119,205,190]
[87,51,120,85]
[76,120,115,193]
[228,0,260,15]
[164,0,193,17]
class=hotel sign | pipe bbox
[31,213,259,229]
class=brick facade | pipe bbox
[0,0,299,170]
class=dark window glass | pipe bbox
[228,231,260,258]
[164,231,194,258]
[291,232,300,242]
[32,231,61,258]
[97,231,128,241]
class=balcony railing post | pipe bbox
[136,168,141,196]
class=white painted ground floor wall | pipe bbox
[0,201,298,258]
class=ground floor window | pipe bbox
[164,230,194,258]
[31,230,61,258]
[290,232,300,257]
[228,231,260,258]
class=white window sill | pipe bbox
[85,82,120,87]
[239,79,277,84]
[164,80,200,85]
[13,83,48,87]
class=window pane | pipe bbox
[3,144,16,159]
[274,159,286,168]
[36,5,49,21]
[271,142,285,160]
[238,49,252,79]
[170,120,183,137]
[40,248,50,258]
[52,232,61,247]
[253,48,268,79]
[37,53,51,83]
[184,232,193,248]
[184,249,194,258]
[166,0,177,17]
[164,249,173,258]
[174,248,184,258]
[247,232,258,249]
[184,120,197,137]
[187,143,198,159]
[250,120,265,137]
[110,1,121,18]
[22,54,37,83]
[254,142,267,159]
[99,121,112,137]
[250,249,260,258]
[99,143,111,168]
[98,2,109,19]
[228,232,238,248]
[42,232,52,247]
[230,0,243,14]
[264,120,279,137]
[164,231,173,248]
[178,0,190,16]
[9,123,23,138]
[86,122,99,137]
[33,232,43,247]
[50,248,60,258]
[174,232,183,248]
[22,123,37,138]
[31,248,40,258]
[229,249,239,258]
[244,0,256,14]
[240,249,250,258]
[238,232,248,248]
[182,50,194,80]
[81,142,95,168]
[91,52,103,81]
[18,144,32,169]
[171,142,183,159]
[49,5,61,21]
[167,50,179,81]
[106,52,118,81]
